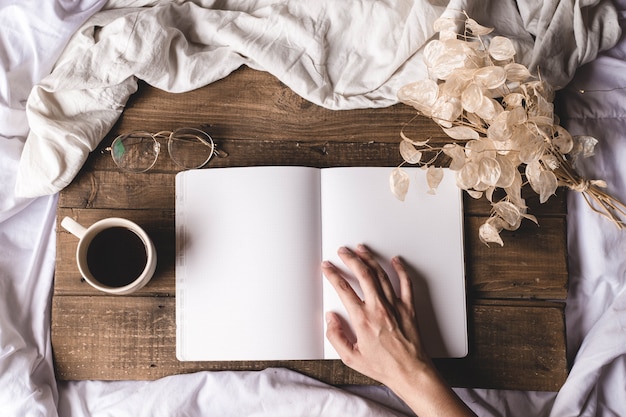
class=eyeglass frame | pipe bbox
[103,127,227,173]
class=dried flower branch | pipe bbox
[393,12,626,246]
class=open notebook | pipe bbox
[175,166,467,361]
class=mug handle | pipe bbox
[61,216,88,239]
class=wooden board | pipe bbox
[52,297,567,391]
[53,67,569,391]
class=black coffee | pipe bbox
[86,227,148,287]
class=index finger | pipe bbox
[321,260,363,314]
[336,246,382,305]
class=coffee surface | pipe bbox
[86,227,148,287]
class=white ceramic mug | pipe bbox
[61,216,157,295]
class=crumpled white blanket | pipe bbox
[14,0,620,198]
[3,1,626,417]
[0,2,106,416]
[57,368,416,417]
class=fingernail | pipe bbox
[321,260,334,268]
[325,312,335,324]
[356,244,368,253]
[338,246,351,255]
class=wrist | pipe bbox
[387,360,439,399]
[387,362,474,417]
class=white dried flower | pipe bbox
[393,12,625,245]
[488,36,516,61]
[390,167,410,201]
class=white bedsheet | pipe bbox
[1,1,626,416]
[14,0,619,198]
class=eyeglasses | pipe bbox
[105,127,227,173]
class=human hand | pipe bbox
[321,244,431,387]
[322,245,475,417]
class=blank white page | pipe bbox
[320,167,467,359]
[176,167,324,361]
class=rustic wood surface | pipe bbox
[53,67,569,391]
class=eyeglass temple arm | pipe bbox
[196,134,228,158]
[198,125,228,158]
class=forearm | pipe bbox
[388,366,476,417]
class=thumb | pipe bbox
[325,312,355,360]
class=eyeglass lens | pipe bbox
[167,128,215,169]
[111,132,160,173]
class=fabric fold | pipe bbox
[0,1,108,414]
[15,0,621,198]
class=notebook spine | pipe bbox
[175,173,187,360]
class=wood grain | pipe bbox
[114,68,446,144]
[51,296,567,391]
[55,207,567,300]
[53,67,569,390]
